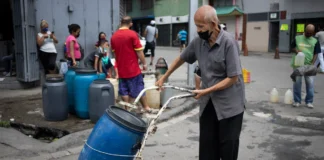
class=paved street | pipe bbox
[52,48,324,160]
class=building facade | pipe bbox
[0,0,121,82]
[126,0,155,36]
[243,0,324,52]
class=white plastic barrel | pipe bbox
[144,75,160,109]
[107,78,119,100]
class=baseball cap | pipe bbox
[150,20,156,25]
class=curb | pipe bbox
[273,114,324,131]
[14,98,198,160]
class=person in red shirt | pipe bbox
[111,16,153,113]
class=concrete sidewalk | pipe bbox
[241,53,324,131]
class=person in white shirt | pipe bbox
[315,24,324,73]
[36,20,58,74]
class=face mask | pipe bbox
[75,33,80,38]
[198,30,212,41]
[101,37,106,40]
[104,48,108,53]
[42,28,48,32]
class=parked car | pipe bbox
[138,34,151,57]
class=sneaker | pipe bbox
[292,102,300,107]
[306,103,314,109]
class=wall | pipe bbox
[35,0,117,62]
[242,0,274,13]
[154,0,189,17]
[281,0,324,19]
[127,0,154,18]
[246,21,269,52]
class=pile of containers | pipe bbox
[242,68,251,83]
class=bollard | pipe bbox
[243,44,248,56]
[155,57,169,81]
[274,47,280,59]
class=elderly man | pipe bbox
[291,24,321,108]
[156,5,245,160]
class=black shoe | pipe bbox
[149,62,153,66]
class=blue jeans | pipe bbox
[293,76,314,104]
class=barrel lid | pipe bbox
[60,59,68,62]
[106,106,147,133]
[46,74,64,82]
[75,69,96,74]
[68,66,80,71]
[93,79,110,84]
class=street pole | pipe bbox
[187,0,198,87]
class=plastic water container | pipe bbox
[74,69,98,119]
[42,75,68,121]
[64,67,79,114]
[78,106,147,160]
[107,78,119,100]
[89,79,115,123]
[284,89,293,104]
[295,52,305,67]
[144,75,160,109]
[270,88,279,103]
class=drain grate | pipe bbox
[10,122,70,143]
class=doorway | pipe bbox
[0,0,15,73]
[172,23,188,47]
[269,21,280,52]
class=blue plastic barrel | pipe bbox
[64,67,79,114]
[74,69,98,119]
[78,106,147,160]
[98,73,106,80]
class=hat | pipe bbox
[150,20,156,25]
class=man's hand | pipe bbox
[142,64,147,71]
[155,76,166,91]
[192,89,209,99]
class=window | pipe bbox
[141,0,153,10]
[126,0,132,12]
[214,0,233,7]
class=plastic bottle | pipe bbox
[295,52,305,67]
[270,88,279,103]
[284,89,293,104]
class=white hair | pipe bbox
[203,7,219,24]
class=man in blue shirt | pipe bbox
[178,28,188,53]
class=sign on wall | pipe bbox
[280,24,289,31]
[296,24,305,33]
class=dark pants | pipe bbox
[1,54,13,72]
[144,41,155,57]
[199,100,244,160]
[39,51,57,74]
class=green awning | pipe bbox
[216,6,244,16]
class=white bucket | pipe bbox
[107,78,119,100]
[144,75,160,109]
